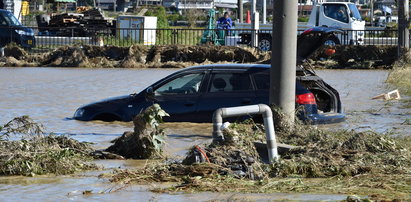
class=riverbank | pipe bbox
[387,58,411,97]
[0,44,398,69]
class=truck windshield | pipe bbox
[348,4,362,21]
[1,11,22,26]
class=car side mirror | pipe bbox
[146,87,154,100]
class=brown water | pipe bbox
[315,69,410,135]
[0,67,409,201]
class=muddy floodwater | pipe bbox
[0,67,409,201]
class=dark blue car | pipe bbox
[0,9,35,48]
[74,27,345,124]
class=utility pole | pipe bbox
[398,0,410,57]
[270,0,298,123]
[238,0,243,23]
[263,0,267,24]
[370,0,373,26]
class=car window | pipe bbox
[155,73,204,95]
[0,16,7,26]
[209,73,252,92]
[324,4,348,23]
[253,73,270,90]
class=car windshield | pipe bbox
[348,4,362,21]
[324,4,349,23]
[1,11,22,26]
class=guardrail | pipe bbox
[0,26,407,52]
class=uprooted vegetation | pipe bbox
[0,116,97,176]
[105,104,169,159]
[107,119,411,200]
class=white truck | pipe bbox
[235,2,365,51]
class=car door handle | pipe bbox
[184,102,195,107]
[241,98,252,104]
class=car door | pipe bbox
[152,71,207,122]
[251,71,270,105]
[196,69,257,122]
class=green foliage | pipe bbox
[145,6,169,29]
[298,16,309,22]
[167,14,182,24]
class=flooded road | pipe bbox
[0,67,409,201]
[316,70,410,135]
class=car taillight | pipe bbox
[301,28,313,35]
[296,93,316,105]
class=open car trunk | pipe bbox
[296,27,343,114]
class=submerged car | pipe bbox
[74,27,345,124]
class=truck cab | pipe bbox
[234,2,365,50]
[307,2,365,45]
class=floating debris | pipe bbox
[372,89,401,100]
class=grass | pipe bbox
[387,63,411,96]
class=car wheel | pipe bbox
[258,37,271,51]
[323,36,340,46]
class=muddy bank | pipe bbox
[307,45,398,69]
[0,44,269,68]
[1,44,399,69]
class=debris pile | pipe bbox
[105,104,169,159]
[108,118,411,198]
[307,45,398,69]
[0,116,97,176]
[38,8,114,37]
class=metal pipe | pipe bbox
[212,104,279,162]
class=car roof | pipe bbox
[185,64,271,71]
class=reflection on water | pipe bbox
[0,67,409,201]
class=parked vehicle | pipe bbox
[375,15,398,27]
[0,9,35,48]
[74,27,345,124]
[235,2,365,50]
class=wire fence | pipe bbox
[0,26,405,53]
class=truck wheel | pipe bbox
[258,37,271,51]
[323,36,340,46]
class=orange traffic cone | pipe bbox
[246,10,251,23]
